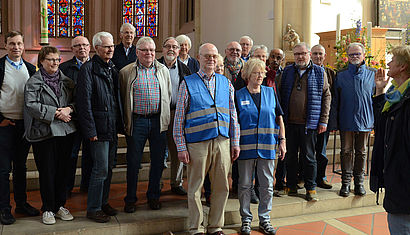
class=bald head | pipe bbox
[225,41,242,63]
[198,43,218,75]
[71,36,90,62]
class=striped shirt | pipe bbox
[133,62,160,115]
[173,69,240,152]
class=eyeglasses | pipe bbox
[138,48,155,53]
[200,54,218,60]
[72,43,90,48]
[227,48,241,53]
[44,58,61,63]
[293,52,308,57]
[348,53,362,57]
[251,71,266,76]
[163,44,180,50]
[98,45,114,49]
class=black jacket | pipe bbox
[111,42,137,71]
[370,88,410,214]
[0,55,36,123]
[60,56,87,84]
[76,55,124,141]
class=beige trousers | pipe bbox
[187,135,231,234]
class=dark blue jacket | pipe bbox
[112,42,137,71]
[330,63,375,131]
[180,56,199,74]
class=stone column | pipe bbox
[273,0,283,49]
[302,0,313,46]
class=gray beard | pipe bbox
[165,55,176,62]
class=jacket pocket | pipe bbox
[93,111,108,135]
[27,119,52,141]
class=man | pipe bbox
[112,23,137,70]
[264,48,285,90]
[60,35,92,197]
[224,41,246,92]
[330,42,375,197]
[0,31,39,225]
[173,43,240,235]
[158,37,191,196]
[77,32,123,223]
[278,42,331,202]
[310,44,336,190]
[250,45,268,63]
[119,37,171,212]
[239,36,253,62]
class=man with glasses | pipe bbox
[119,36,171,212]
[239,36,254,62]
[76,32,123,223]
[330,42,375,197]
[224,41,245,90]
[173,43,240,235]
[60,35,92,198]
[112,23,137,70]
[158,37,191,196]
[278,42,331,202]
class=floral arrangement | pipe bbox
[332,20,386,71]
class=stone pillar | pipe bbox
[302,0,313,46]
[273,0,283,49]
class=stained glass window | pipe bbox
[48,0,85,37]
[122,0,159,37]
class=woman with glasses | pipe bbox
[24,46,76,225]
[236,59,286,235]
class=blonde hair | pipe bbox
[242,58,266,82]
[390,45,410,75]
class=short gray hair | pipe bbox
[120,23,136,34]
[293,42,310,52]
[347,42,365,54]
[92,32,113,50]
[250,45,268,57]
[175,34,192,49]
[240,35,254,46]
[136,36,156,49]
[163,36,179,47]
[311,44,325,51]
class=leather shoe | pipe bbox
[0,208,16,225]
[102,203,118,216]
[339,184,350,197]
[354,185,366,196]
[15,202,40,216]
[87,210,110,223]
[317,180,333,189]
[171,186,187,195]
[207,231,225,235]
[148,199,161,210]
[124,202,136,213]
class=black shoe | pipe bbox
[317,180,333,189]
[171,186,187,195]
[354,185,366,196]
[287,187,298,196]
[147,199,161,210]
[0,208,15,225]
[124,202,136,213]
[250,188,259,204]
[86,210,110,223]
[79,186,88,193]
[102,203,118,216]
[339,184,350,197]
[15,202,40,216]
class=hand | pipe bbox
[178,151,190,164]
[0,119,15,127]
[375,68,390,96]
[231,146,240,162]
[278,141,286,160]
[89,136,98,142]
[55,107,72,123]
[318,124,327,134]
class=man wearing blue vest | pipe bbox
[278,42,331,202]
[173,43,240,235]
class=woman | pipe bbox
[175,34,200,73]
[24,46,76,225]
[235,58,286,235]
[371,45,410,234]
[215,53,225,74]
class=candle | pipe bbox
[367,22,372,54]
[336,14,341,42]
[40,0,49,45]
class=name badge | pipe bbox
[241,100,250,105]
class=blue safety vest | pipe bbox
[184,73,230,143]
[236,86,280,160]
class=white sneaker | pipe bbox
[42,211,56,225]
[55,207,74,221]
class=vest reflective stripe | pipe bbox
[186,107,229,120]
[236,86,280,160]
[184,73,230,143]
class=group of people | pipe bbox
[0,22,409,235]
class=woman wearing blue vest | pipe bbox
[236,59,286,235]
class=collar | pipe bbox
[241,54,250,61]
[136,60,155,69]
[179,55,190,64]
[75,56,90,68]
[198,69,215,81]
[6,56,24,70]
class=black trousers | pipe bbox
[32,134,74,212]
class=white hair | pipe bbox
[347,42,365,54]
[92,32,113,50]
[136,36,156,49]
[293,42,311,52]
[240,35,254,46]
[250,45,268,57]
[175,34,192,49]
[120,23,136,34]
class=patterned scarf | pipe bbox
[382,78,410,112]
[40,67,61,97]
[224,57,243,82]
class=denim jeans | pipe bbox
[87,137,117,212]
[124,114,166,203]
[315,131,330,181]
[0,120,31,210]
[387,213,410,235]
[285,124,317,190]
